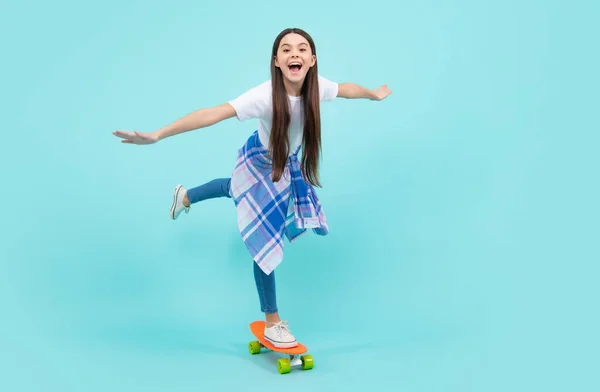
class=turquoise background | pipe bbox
[2,0,598,390]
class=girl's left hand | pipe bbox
[372,84,392,101]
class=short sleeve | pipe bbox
[228,81,271,122]
[318,75,339,101]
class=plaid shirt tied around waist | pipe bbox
[229,131,329,275]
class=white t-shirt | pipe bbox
[228,75,338,155]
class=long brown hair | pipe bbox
[269,28,322,187]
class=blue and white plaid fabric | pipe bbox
[230,131,329,275]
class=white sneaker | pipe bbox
[264,320,298,349]
[170,185,190,220]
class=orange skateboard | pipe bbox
[248,321,314,374]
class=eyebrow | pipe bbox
[281,42,309,47]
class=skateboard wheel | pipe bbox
[301,354,314,370]
[248,341,261,355]
[277,358,291,374]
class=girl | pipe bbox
[113,28,392,348]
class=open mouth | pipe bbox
[288,62,302,75]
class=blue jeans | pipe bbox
[186,178,278,314]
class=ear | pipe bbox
[310,55,316,67]
[274,55,280,68]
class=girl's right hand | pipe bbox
[113,130,159,145]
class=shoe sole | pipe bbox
[264,336,299,349]
[170,185,183,220]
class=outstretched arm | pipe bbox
[113,103,237,145]
[337,83,392,101]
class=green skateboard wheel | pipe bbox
[277,358,291,374]
[301,354,314,370]
[248,341,261,355]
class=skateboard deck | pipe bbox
[248,321,314,374]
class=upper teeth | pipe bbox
[290,63,301,66]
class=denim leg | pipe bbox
[253,261,278,314]
[186,178,231,204]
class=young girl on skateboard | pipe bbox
[113,28,392,349]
